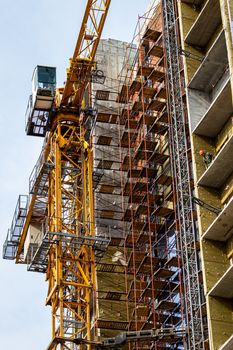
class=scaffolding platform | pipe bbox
[139,86,156,99]
[150,121,168,135]
[137,256,160,275]
[148,43,164,58]
[28,231,110,273]
[3,195,28,260]
[130,79,142,94]
[155,300,178,311]
[132,100,148,112]
[127,280,147,301]
[154,267,175,279]
[29,152,52,196]
[143,28,161,42]
[149,151,169,164]
[96,319,129,330]
[148,98,166,112]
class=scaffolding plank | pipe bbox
[123,208,135,221]
[137,232,155,245]
[156,173,172,186]
[129,220,145,232]
[155,300,178,311]
[156,87,167,99]
[125,232,140,246]
[137,66,154,77]
[166,256,179,267]
[135,204,151,216]
[148,43,164,58]
[150,69,165,82]
[150,121,168,134]
[137,256,160,275]
[133,181,148,193]
[142,193,162,204]
[132,100,148,112]
[157,110,168,123]
[140,167,157,178]
[153,206,173,217]
[130,79,142,94]
[140,86,156,98]
[96,319,128,330]
[143,28,161,41]
[149,151,169,164]
[127,168,141,178]
[138,114,156,127]
[127,251,145,268]
[154,267,175,279]
[128,280,147,300]
[148,98,166,111]
[128,193,144,204]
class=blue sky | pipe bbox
[0,1,149,349]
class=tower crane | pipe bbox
[3,0,205,349]
[3,1,111,349]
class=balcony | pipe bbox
[209,265,233,298]
[198,134,233,188]
[193,77,232,137]
[189,30,228,94]
[219,335,233,350]
[202,196,233,241]
[185,0,222,48]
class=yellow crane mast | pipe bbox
[3,1,111,349]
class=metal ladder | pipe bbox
[162,0,205,349]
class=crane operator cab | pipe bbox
[25,65,56,137]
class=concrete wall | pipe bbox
[92,39,135,339]
[178,1,233,348]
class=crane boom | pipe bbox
[15,0,111,264]
[61,0,111,107]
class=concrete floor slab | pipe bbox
[189,30,228,93]
[193,77,232,137]
[202,196,233,241]
[185,0,221,48]
[209,265,233,298]
[198,134,233,188]
[181,0,203,4]
[219,334,233,350]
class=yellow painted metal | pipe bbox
[45,118,96,349]
[13,1,110,348]
[61,0,111,107]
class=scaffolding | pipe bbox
[162,0,205,348]
[117,5,185,349]
[88,1,209,349]
[3,1,210,349]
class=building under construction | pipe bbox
[3,0,233,349]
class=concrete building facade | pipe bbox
[178,1,233,349]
